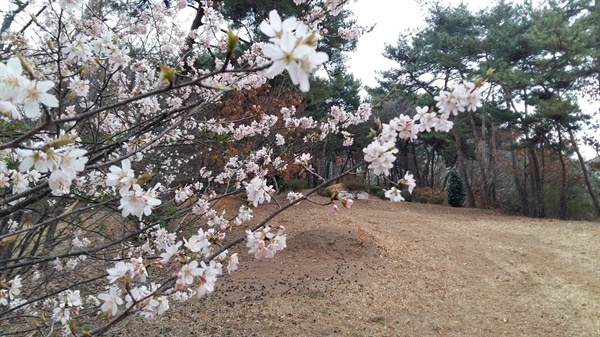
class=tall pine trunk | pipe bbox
[528,144,545,218]
[430,150,436,188]
[470,112,488,208]
[509,126,529,215]
[556,127,568,220]
[489,121,498,205]
[453,130,476,207]
[568,128,600,217]
[411,142,421,183]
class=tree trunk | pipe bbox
[411,142,421,183]
[319,136,329,181]
[556,127,568,220]
[453,130,476,207]
[528,144,545,218]
[509,127,529,215]
[431,150,436,188]
[422,147,431,188]
[187,5,206,50]
[489,121,498,205]
[568,128,600,217]
[470,112,488,208]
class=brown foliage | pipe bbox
[202,85,305,173]
[413,187,446,204]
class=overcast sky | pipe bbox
[345,0,491,88]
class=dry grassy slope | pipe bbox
[119,195,600,337]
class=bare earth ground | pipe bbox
[119,194,599,337]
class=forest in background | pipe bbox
[364,0,600,220]
[246,0,600,220]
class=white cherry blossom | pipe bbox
[402,172,417,194]
[68,78,90,97]
[0,58,27,101]
[15,80,58,120]
[98,287,123,316]
[385,187,405,202]
[179,261,203,285]
[245,176,274,207]
[48,169,73,196]
[363,140,398,176]
[260,10,328,92]
[118,184,162,219]
[106,261,133,283]
[259,10,298,41]
[106,159,136,196]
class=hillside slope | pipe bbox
[119,195,600,336]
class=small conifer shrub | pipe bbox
[287,179,306,191]
[446,168,465,207]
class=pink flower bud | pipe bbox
[175,271,185,291]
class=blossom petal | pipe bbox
[6,57,23,75]
[287,62,301,85]
[281,17,297,31]
[36,80,55,92]
[268,10,282,31]
[23,100,41,119]
[40,93,59,108]
[297,70,310,92]
[266,60,286,78]
[279,32,297,53]
[311,51,329,66]
[262,43,284,60]
[259,21,275,37]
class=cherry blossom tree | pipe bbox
[0,0,481,335]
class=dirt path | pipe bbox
[120,196,600,336]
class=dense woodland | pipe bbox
[364,0,600,220]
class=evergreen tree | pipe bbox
[446,168,465,207]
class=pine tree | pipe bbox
[446,168,465,207]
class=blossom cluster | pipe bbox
[0,275,22,307]
[245,176,276,207]
[97,282,169,319]
[95,224,242,319]
[338,26,366,41]
[0,57,58,120]
[51,290,83,325]
[0,159,37,197]
[363,83,482,177]
[260,10,329,92]
[106,159,162,219]
[14,138,88,196]
[246,225,287,259]
[435,82,483,115]
[320,103,372,141]
[384,172,417,202]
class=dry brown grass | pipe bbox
[117,195,600,336]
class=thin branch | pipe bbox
[0,63,271,151]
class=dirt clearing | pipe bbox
[119,195,599,336]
